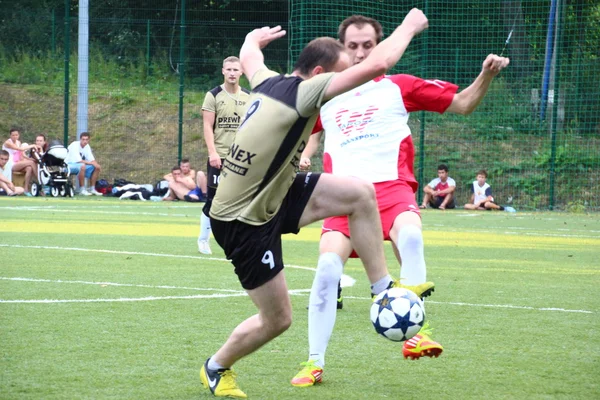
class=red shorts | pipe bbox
[322,179,420,257]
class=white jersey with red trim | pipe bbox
[316,74,458,189]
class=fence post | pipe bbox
[455,47,459,85]
[549,0,565,210]
[417,0,429,205]
[52,9,56,57]
[63,0,70,146]
[178,0,186,163]
[146,19,151,77]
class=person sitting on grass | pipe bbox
[464,169,504,211]
[0,150,25,196]
[163,165,206,202]
[163,158,207,202]
[2,128,40,196]
[421,163,456,210]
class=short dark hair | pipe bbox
[180,158,190,164]
[80,132,90,139]
[171,166,181,172]
[9,128,18,134]
[338,15,383,44]
[0,149,9,157]
[293,37,345,76]
[438,164,449,172]
[477,169,488,178]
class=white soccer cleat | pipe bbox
[90,188,103,196]
[198,240,212,255]
[79,189,92,196]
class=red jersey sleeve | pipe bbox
[311,115,323,134]
[389,74,458,114]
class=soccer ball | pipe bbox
[370,287,425,342]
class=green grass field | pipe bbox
[1,197,599,399]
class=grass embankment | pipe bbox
[1,82,598,211]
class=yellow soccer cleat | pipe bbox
[371,280,435,300]
[200,359,247,398]
[290,360,323,387]
[402,322,444,360]
[391,280,435,298]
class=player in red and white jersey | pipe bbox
[292,15,509,387]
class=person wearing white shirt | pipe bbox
[65,132,102,196]
[464,169,504,210]
[421,164,456,210]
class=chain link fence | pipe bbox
[0,0,598,210]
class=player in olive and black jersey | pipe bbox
[200,10,429,398]
[198,56,250,255]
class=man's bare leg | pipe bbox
[211,271,292,367]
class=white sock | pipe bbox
[207,356,225,371]
[396,224,426,285]
[371,275,393,296]
[308,252,343,369]
[198,212,211,242]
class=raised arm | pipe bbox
[324,8,428,101]
[446,54,510,115]
[239,26,286,83]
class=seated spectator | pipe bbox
[421,163,456,210]
[162,158,207,202]
[164,158,196,182]
[64,132,102,196]
[163,165,206,202]
[464,169,504,210]
[2,128,39,196]
[0,150,25,196]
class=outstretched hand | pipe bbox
[482,54,510,76]
[246,26,287,49]
[402,8,429,36]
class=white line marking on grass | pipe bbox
[0,277,592,313]
[0,243,356,285]
[0,206,195,218]
[0,278,313,303]
[339,296,593,314]
[0,294,249,303]
[0,277,244,292]
[426,300,594,314]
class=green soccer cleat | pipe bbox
[337,280,343,310]
[200,359,247,398]
[291,360,323,387]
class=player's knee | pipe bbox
[316,252,343,286]
[397,224,423,249]
[266,311,292,336]
[353,179,377,208]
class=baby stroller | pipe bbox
[30,140,74,197]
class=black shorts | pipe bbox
[430,195,455,209]
[211,172,321,290]
[203,159,223,217]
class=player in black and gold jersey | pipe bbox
[198,56,250,255]
[200,9,429,398]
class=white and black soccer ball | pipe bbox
[370,287,425,342]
